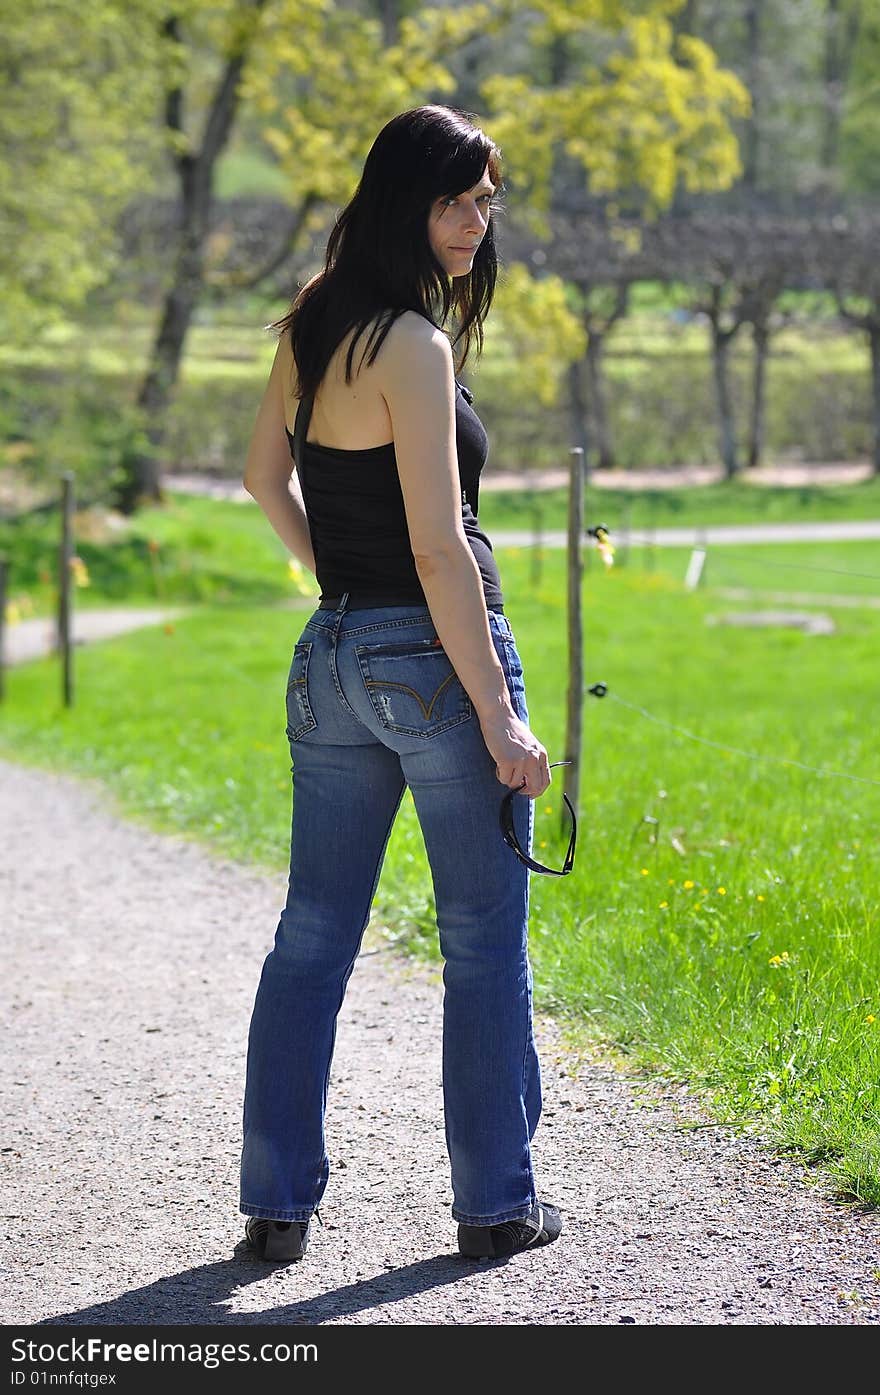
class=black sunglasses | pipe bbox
[500,761,577,877]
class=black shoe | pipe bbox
[244,1215,310,1262]
[458,1200,562,1259]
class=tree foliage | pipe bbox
[0,0,161,340]
[241,1,498,208]
[481,1,750,225]
[482,262,588,405]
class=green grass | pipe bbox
[591,540,880,599]
[2,543,878,1203]
[0,492,306,617]
[481,474,880,535]
[4,485,880,622]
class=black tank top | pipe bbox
[286,380,503,610]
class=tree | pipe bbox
[819,207,880,472]
[0,0,160,341]
[478,261,587,410]
[837,1,880,194]
[480,2,750,223]
[511,199,844,477]
[666,1,880,201]
[821,0,865,177]
[477,2,749,467]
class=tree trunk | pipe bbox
[712,331,739,479]
[117,160,210,512]
[673,0,701,36]
[748,319,770,469]
[585,333,613,470]
[376,0,400,47]
[822,0,844,175]
[116,4,268,514]
[742,0,765,191]
[567,357,591,482]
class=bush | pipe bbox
[0,370,146,507]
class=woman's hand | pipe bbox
[480,709,551,798]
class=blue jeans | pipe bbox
[239,597,541,1226]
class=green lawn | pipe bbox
[2,542,878,1203]
[481,474,880,535]
[3,482,880,623]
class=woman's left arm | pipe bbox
[242,335,316,575]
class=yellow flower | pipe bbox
[640,868,650,876]
[865,1015,876,1025]
[683,880,695,890]
[717,887,726,895]
[659,900,669,909]
[597,537,615,569]
[768,952,791,967]
[594,526,615,569]
[757,894,765,902]
[694,902,702,911]
[70,556,90,587]
[668,878,675,885]
[287,558,313,596]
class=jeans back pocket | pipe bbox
[285,641,318,740]
[355,638,471,738]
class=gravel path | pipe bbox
[3,607,191,667]
[165,460,873,499]
[2,758,879,1327]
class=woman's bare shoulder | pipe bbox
[379,312,453,383]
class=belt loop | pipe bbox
[328,590,349,638]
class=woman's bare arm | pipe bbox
[242,336,316,575]
[378,314,550,797]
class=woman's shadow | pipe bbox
[36,1244,494,1327]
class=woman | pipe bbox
[239,104,561,1263]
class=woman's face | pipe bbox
[427,167,496,277]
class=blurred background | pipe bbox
[2,0,879,526]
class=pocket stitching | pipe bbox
[363,670,458,722]
[355,646,471,738]
[286,641,317,740]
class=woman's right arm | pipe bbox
[378,315,550,798]
[242,335,316,575]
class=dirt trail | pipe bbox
[2,758,879,1326]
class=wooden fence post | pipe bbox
[564,445,585,829]
[58,472,74,708]
[0,553,7,703]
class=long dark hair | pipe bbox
[273,105,503,399]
